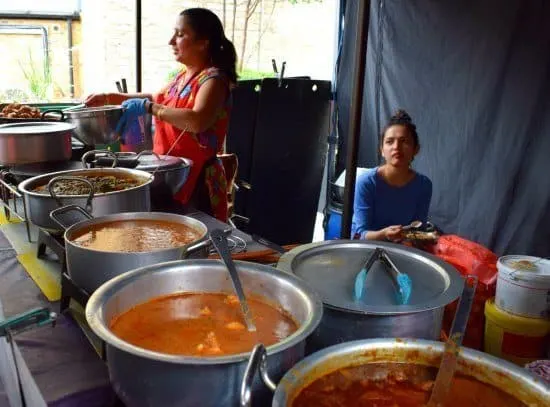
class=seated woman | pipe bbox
[351,110,432,241]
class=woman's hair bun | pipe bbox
[390,109,412,125]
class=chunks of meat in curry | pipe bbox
[291,364,526,407]
[110,293,298,356]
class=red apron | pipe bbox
[153,67,230,221]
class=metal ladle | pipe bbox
[210,229,256,332]
[427,275,478,406]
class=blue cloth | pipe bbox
[116,98,148,144]
[351,167,433,238]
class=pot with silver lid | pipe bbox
[0,121,74,165]
[277,240,463,352]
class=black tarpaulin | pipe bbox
[336,0,550,256]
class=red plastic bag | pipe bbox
[429,235,498,350]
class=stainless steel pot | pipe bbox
[277,241,463,352]
[244,338,549,406]
[18,166,153,232]
[0,122,74,165]
[51,208,208,294]
[94,150,193,195]
[54,105,123,146]
[85,260,323,407]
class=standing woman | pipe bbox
[85,8,236,221]
[351,110,433,241]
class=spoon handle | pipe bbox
[210,229,256,332]
[427,275,477,406]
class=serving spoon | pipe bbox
[210,229,256,332]
[427,275,477,406]
[402,220,422,231]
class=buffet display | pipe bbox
[1,103,548,407]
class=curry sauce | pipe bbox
[109,293,298,356]
[71,219,200,252]
[292,363,525,407]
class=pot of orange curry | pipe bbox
[85,259,323,407]
[49,205,208,295]
[241,338,550,406]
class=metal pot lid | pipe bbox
[0,121,75,134]
[277,240,463,315]
[133,152,188,171]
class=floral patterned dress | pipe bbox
[153,67,230,221]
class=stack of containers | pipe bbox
[485,255,550,365]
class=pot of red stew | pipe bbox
[243,338,549,406]
[85,259,323,407]
[55,208,208,294]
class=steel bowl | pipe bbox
[85,259,323,407]
[63,105,123,146]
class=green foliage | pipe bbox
[238,68,275,80]
[17,49,52,102]
[287,0,323,3]
[166,67,274,82]
[0,88,29,103]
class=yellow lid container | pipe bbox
[484,297,550,365]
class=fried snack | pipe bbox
[0,103,41,119]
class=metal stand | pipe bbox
[0,173,32,242]
[36,229,66,266]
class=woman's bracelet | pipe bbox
[157,107,166,121]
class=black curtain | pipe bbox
[336,0,550,256]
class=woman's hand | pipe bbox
[84,93,109,107]
[381,225,403,242]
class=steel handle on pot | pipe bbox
[49,204,94,230]
[48,176,95,212]
[41,109,65,121]
[81,150,118,169]
[182,228,232,258]
[136,150,161,161]
[240,344,277,407]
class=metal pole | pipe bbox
[67,18,75,98]
[340,0,370,239]
[136,0,142,92]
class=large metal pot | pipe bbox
[18,167,153,232]
[244,338,549,406]
[0,122,74,165]
[94,150,193,196]
[52,208,208,294]
[85,260,323,407]
[277,241,463,352]
[54,105,123,146]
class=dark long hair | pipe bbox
[181,8,238,83]
[381,109,419,147]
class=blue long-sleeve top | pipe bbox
[351,168,433,239]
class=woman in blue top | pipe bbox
[352,110,432,241]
